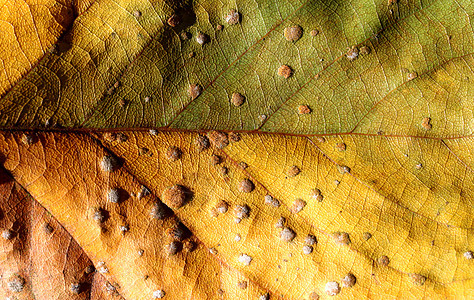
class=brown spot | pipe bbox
[183,240,196,252]
[138,147,149,155]
[21,133,34,145]
[119,99,127,107]
[309,292,320,300]
[188,52,195,58]
[225,9,240,25]
[310,29,319,37]
[333,232,351,245]
[103,132,116,142]
[234,204,250,218]
[409,273,426,286]
[341,273,356,288]
[291,198,306,214]
[216,200,229,214]
[189,84,202,100]
[360,45,371,55]
[407,72,418,80]
[335,143,346,151]
[298,105,311,115]
[165,241,182,255]
[150,201,171,220]
[44,223,54,234]
[229,132,241,142]
[195,135,210,152]
[378,255,390,266]
[388,0,398,4]
[116,132,128,142]
[278,64,293,78]
[219,166,228,175]
[167,14,180,27]
[113,81,120,88]
[181,31,191,40]
[238,162,248,169]
[415,163,423,170]
[166,222,191,241]
[210,155,222,165]
[363,232,372,240]
[280,227,296,242]
[421,117,432,130]
[231,92,245,106]
[238,179,254,193]
[207,131,229,149]
[310,188,324,202]
[284,25,303,42]
[216,24,224,31]
[315,136,326,143]
[346,46,359,61]
[133,10,142,18]
[287,165,300,177]
[162,185,189,209]
[166,146,182,161]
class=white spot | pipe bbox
[265,195,280,207]
[305,234,317,245]
[2,229,14,240]
[97,261,109,274]
[238,253,252,266]
[209,247,218,255]
[144,96,150,102]
[149,129,158,136]
[464,251,473,259]
[234,234,241,242]
[119,225,129,232]
[234,217,242,224]
[100,155,118,172]
[234,205,250,219]
[259,293,270,300]
[280,227,296,242]
[196,32,208,45]
[153,290,165,298]
[225,9,240,25]
[325,281,340,296]
[341,273,356,288]
[275,217,285,228]
[7,276,25,293]
[107,188,120,203]
[303,245,313,255]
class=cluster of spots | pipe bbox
[297,105,311,115]
[231,92,245,107]
[303,234,317,255]
[189,84,203,100]
[278,64,293,78]
[162,185,190,209]
[238,179,254,193]
[310,188,324,202]
[421,117,432,130]
[287,165,301,177]
[408,273,426,286]
[166,146,182,161]
[163,220,195,257]
[264,194,280,207]
[7,274,25,293]
[290,198,306,214]
[333,232,351,246]
[325,273,357,296]
[207,131,229,149]
[284,25,303,42]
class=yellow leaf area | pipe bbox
[0,0,79,97]
[0,130,472,299]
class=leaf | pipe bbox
[0,0,473,299]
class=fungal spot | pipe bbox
[162,185,191,209]
[216,200,229,214]
[284,25,303,42]
[183,240,196,252]
[238,179,254,193]
[275,217,285,228]
[107,188,120,203]
[93,208,107,223]
[210,155,222,165]
[138,185,151,199]
[409,273,426,286]
[239,162,248,169]
[346,46,359,61]
[303,245,313,255]
[119,225,129,232]
[149,129,158,136]
[264,194,280,207]
[287,165,300,177]
[234,234,241,242]
[305,234,317,245]
[100,155,119,172]
[167,14,180,27]
[70,282,81,294]
[421,117,432,130]
[195,135,210,152]
[150,201,171,219]
[280,227,296,242]
[207,131,229,149]
[229,132,241,142]
[216,24,224,31]
[333,232,351,245]
[166,222,191,241]
[234,204,250,219]
[341,273,356,288]
[415,163,423,170]
[97,261,109,274]
[407,72,418,81]
[310,29,319,36]
[359,45,371,55]
[196,32,209,45]
[2,229,14,240]
[181,31,192,40]
[165,241,182,255]
[309,292,320,300]
[237,281,248,289]
[335,143,346,151]
[334,180,340,185]
[297,104,311,115]
[153,290,166,299]
[291,198,306,214]
[189,84,202,100]
[378,255,390,266]
[325,281,340,296]
[133,10,142,18]
[8,275,25,293]
[166,146,182,161]
[463,251,473,259]
[85,265,95,274]
[231,92,245,106]
[21,134,34,145]
[311,189,324,202]
[138,249,144,256]
[209,247,218,255]
[238,253,253,266]
[225,9,240,25]
[278,64,293,78]
[259,293,270,300]
[363,232,372,240]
